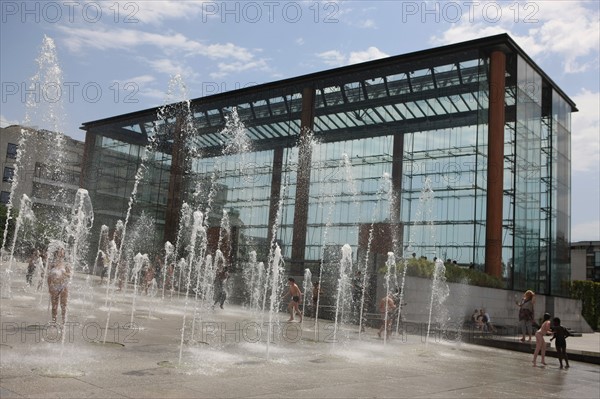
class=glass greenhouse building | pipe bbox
[80,34,575,296]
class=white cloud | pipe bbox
[209,59,269,79]
[56,26,256,62]
[348,47,389,64]
[139,87,170,101]
[296,37,305,46]
[97,1,209,25]
[357,19,376,29]
[571,89,600,172]
[430,1,599,74]
[147,59,194,78]
[317,47,389,67]
[114,75,156,86]
[316,50,346,67]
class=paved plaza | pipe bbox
[1,269,599,399]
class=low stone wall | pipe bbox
[373,275,593,333]
[227,272,593,333]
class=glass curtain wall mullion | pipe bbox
[390,104,406,120]
[372,106,393,123]
[362,110,380,124]
[261,123,284,138]
[265,99,273,117]
[402,102,419,119]
[202,133,222,147]
[434,97,450,115]
[249,126,271,139]
[320,114,343,131]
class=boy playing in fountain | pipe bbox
[550,317,571,368]
[378,293,396,338]
[282,278,303,322]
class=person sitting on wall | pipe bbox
[481,308,496,333]
[471,308,480,328]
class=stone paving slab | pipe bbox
[1,272,599,399]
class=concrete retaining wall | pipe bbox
[373,275,593,333]
[227,272,593,333]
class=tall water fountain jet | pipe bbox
[174,203,193,297]
[382,252,396,345]
[65,189,94,268]
[332,244,353,346]
[161,241,174,299]
[103,220,123,305]
[261,150,293,319]
[64,189,94,314]
[130,253,149,324]
[222,107,252,157]
[217,209,230,252]
[92,225,109,277]
[2,194,35,299]
[314,192,335,339]
[190,233,211,343]
[102,221,123,343]
[341,153,359,198]
[301,268,313,328]
[178,211,205,364]
[242,251,255,307]
[1,36,67,261]
[266,244,283,360]
[190,253,214,343]
[243,250,263,311]
[396,176,436,336]
[426,258,449,345]
[358,174,388,338]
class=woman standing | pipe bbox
[533,313,552,366]
[517,290,535,342]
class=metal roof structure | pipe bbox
[81,34,577,156]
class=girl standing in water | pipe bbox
[47,243,71,324]
[533,312,552,367]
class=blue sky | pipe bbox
[1,1,598,242]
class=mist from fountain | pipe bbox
[382,252,396,345]
[174,203,193,298]
[178,210,205,364]
[301,268,312,329]
[91,225,109,277]
[332,244,354,346]
[130,253,149,324]
[3,195,35,299]
[1,36,69,298]
[161,241,174,299]
[266,244,283,360]
[358,174,388,338]
[314,192,335,340]
[426,258,450,345]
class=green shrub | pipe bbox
[389,259,505,289]
[570,280,600,330]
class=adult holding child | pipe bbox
[516,290,535,342]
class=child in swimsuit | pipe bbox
[283,278,303,322]
[47,245,71,324]
[533,313,552,366]
[550,317,571,368]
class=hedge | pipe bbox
[570,280,600,330]
[382,258,504,289]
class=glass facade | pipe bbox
[81,35,575,295]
